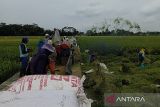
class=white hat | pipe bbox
[45,34,49,36]
[45,34,50,39]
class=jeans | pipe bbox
[20,57,28,77]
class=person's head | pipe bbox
[63,36,67,40]
[141,48,145,52]
[45,34,50,39]
[66,38,69,41]
[49,35,53,40]
[48,40,53,45]
[22,37,29,44]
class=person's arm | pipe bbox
[53,48,57,57]
[27,48,32,52]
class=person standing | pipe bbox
[19,37,31,77]
[61,39,70,65]
[65,44,74,75]
[138,48,145,68]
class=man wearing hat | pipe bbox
[19,37,32,77]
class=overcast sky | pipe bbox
[0,0,160,32]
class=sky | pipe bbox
[0,0,160,32]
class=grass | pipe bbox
[81,55,160,106]
[78,36,160,106]
[0,36,160,107]
[78,36,160,49]
[78,36,160,56]
[0,36,43,83]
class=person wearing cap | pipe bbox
[37,34,52,52]
[19,37,32,77]
[44,34,50,43]
[29,43,56,74]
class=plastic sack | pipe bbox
[8,75,80,93]
[0,90,79,107]
[0,75,93,107]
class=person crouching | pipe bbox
[29,44,56,74]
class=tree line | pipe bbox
[0,23,44,36]
[0,23,79,36]
[86,17,160,36]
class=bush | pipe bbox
[122,79,130,86]
[121,63,131,73]
[122,58,130,63]
[152,60,160,67]
[150,49,160,55]
[129,56,138,63]
[81,52,88,63]
[154,79,160,85]
[144,57,151,64]
[114,78,123,87]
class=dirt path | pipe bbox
[55,64,81,77]
[72,63,82,77]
